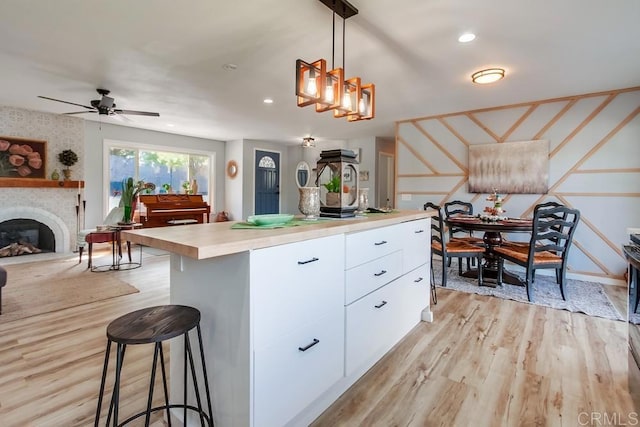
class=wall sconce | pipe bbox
[471,68,505,84]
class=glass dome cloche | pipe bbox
[315,149,359,218]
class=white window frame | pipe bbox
[103,139,216,218]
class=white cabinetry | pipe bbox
[345,219,429,376]
[251,234,345,427]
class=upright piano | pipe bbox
[138,194,210,228]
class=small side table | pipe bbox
[85,230,118,272]
[112,222,143,270]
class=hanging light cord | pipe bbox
[342,15,346,77]
[331,6,335,70]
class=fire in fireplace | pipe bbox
[0,218,55,257]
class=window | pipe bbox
[106,141,214,214]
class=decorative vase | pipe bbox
[62,168,72,181]
[51,169,60,181]
[357,188,369,214]
[191,179,198,195]
[122,205,132,224]
[298,187,321,220]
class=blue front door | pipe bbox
[255,150,280,214]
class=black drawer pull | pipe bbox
[414,277,423,283]
[374,240,388,246]
[374,270,387,277]
[298,338,320,352]
[414,229,425,234]
[298,257,319,265]
[375,301,388,309]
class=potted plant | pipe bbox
[120,177,155,223]
[323,175,341,207]
[58,149,78,180]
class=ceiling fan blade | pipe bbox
[64,111,97,115]
[114,109,160,117]
[38,96,94,110]
[111,113,133,123]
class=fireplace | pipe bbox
[0,207,71,255]
[0,218,55,256]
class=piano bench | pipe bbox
[167,219,199,226]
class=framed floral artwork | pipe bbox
[0,136,46,179]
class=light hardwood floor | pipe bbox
[0,250,638,426]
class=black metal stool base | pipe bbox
[95,305,214,427]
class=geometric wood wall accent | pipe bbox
[395,86,640,281]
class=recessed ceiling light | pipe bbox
[458,33,476,43]
[471,68,505,84]
[222,63,238,71]
[166,123,175,127]
[263,98,274,104]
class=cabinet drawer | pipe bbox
[251,234,344,348]
[346,224,401,269]
[402,219,429,273]
[254,309,344,427]
[394,264,429,342]
[345,250,402,304]
[345,278,405,376]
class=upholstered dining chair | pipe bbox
[494,202,580,302]
[444,200,484,273]
[424,202,484,289]
[78,206,124,267]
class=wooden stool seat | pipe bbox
[95,305,213,426]
[107,305,200,344]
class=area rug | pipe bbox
[1,256,139,323]
[433,262,624,321]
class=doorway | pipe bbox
[254,150,280,214]
[377,152,395,209]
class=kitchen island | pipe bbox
[122,210,433,426]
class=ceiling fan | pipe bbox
[38,88,160,117]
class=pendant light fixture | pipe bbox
[295,0,375,121]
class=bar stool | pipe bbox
[95,305,213,426]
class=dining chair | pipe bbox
[424,202,484,288]
[494,202,580,302]
[444,200,484,273]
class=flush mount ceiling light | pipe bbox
[301,137,316,148]
[458,32,476,43]
[471,68,506,84]
[295,0,375,121]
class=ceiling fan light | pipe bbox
[471,68,505,84]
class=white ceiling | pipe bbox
[0,0,638,146]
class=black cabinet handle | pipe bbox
[298,338,320,352]
[374,270,387,277]
[374,240,388,246]
[414,229,425,234]
[374,301,388,309]
[298,257,319,265]
[414,277,423,283]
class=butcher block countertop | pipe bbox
[122,210,433,260]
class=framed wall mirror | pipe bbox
[295,161,310,188]
[227,160,238,179]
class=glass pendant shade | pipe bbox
[296,59,327,107]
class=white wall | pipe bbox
[224,139,244,221]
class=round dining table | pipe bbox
[445,216,533,286]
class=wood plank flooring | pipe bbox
[0,250,637,426]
